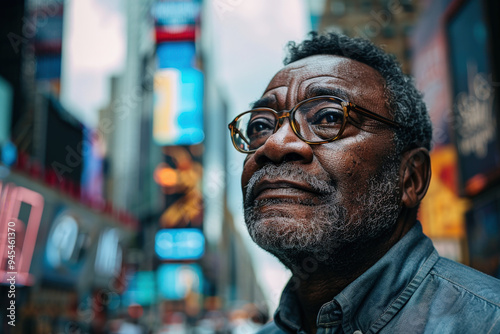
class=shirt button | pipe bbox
[353,331,363,334]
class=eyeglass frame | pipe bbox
[228,95,401,154]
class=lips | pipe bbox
[252,178,322,202]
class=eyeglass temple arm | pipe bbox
[350,103,400,128]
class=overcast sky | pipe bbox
[60,0,126,127]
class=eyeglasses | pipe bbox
[228,95,400,153]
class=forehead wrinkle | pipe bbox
[269,64,310,110]
[262,84,287,95]
[287,63,309,72]
[283,74,303,110]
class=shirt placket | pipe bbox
[317,300,345,334]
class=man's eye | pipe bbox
[311,109,344,125]
[247,119,274,135]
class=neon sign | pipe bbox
[0,182,44,285]
[155,228,204,260]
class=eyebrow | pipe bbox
[250,95,276,109]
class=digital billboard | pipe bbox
[157,263,203,300]
[155,228,205,260]
[154,42,204,146]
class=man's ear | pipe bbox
[400,148,431,208]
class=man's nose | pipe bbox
[252,118,314,166]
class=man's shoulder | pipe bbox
[386,256,500,333]
[256,321,286,334]
[430,256,500,306]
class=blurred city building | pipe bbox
[0,0,156,332]
[411,0,500,275]
[320,0,421,73]
[1,0,269,332]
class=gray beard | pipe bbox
[243,159,401,270]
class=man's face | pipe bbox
[241,55,402,268]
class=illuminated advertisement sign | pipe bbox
[152,0,201,42]
[94,228,122,278]
[153,67,204,145]
[155,228,204,260]
[157,263,203,300]
[419,147,468,239]
[45,214,80,268]
[43,209,89,283]
[153,43,204,146]
[157,41,195,68]
[446,0,500,195]
[154,146,204,228]
[153,0,200,26]
[123,271,156,306]
[0,183,44,285]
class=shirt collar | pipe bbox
[273,222,439,333]
[274,282,303,333]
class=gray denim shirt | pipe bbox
[258,223,500,334]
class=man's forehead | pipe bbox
[255,54,388,115]
[251,85,351,109]
[272,54,383,82]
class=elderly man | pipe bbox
[228,33,500,333]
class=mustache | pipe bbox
[244,162,336,205]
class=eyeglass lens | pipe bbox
[232,98,346,152]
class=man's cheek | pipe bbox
[336,150,364,179]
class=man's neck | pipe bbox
[295,273,357,334]
[292,219,415,334]
[293,252,381,334]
